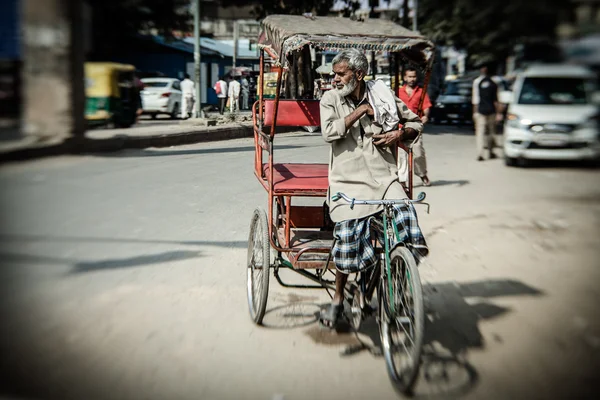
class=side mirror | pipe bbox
[591,91,600,105]
[499,90,513,104]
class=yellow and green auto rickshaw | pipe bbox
[84,62,139,128]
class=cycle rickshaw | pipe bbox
[247,15,435,395]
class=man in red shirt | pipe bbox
[397,67,432,186]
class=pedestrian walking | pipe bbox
[397,66,433,186]
[214,76,228,115]
[180,73,195,119]
[228,76,241,113]
[241,74,250,110]
[472,61,503,160]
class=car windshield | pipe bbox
[142,81,170,88]
[518,77,589,105]
[444,81,472,96]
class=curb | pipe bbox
[0,124,254,163]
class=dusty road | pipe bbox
[0,125,599,400]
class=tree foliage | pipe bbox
[87,0,191,57]
[417,0,574,64]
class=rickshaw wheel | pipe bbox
[379,246,424,395]
[247,208,270,324]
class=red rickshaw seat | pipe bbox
[262,163,329,194]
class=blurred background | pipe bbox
[0,0,598,143]
[0,2,599,400]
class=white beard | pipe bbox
[336,75,358,97]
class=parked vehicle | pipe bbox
[85,62,138,128]
[430,78,474,125]
[140,78,182,119]
[500,64,600,166]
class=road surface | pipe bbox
[0,125,599,400]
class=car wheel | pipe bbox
[170,103,179,119]
[505,155,517,167]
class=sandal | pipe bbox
[319,303,343,329]
[421,176,431,187]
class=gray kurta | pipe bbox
[320,87,423,222]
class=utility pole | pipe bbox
[232,20,238,72]
[412,0,418,31]
[402,0,409,28]
[194,0,201,117]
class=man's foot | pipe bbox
[489,152,498,159]
[477,156,485,161]
[319,302,343,329]
[421,176,431,187]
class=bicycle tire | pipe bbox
[247,208,270,324]
[379,246,424,395]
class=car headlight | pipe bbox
[506,113,532,129]
[435,103,445,109]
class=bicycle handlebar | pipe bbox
[331,191,427,210]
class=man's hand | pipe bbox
[363,103,374,116]
[421,115,429,125]
[372,130,402,147]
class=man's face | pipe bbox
[404,70,418,88]
[333,61,361,97]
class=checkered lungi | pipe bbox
[332,203,429,273]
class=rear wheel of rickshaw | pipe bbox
[247,208,270,325]
[379,246,424,395]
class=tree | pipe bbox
[87,0,192,58]
[417,0,574,66]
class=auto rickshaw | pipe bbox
[257,71,280,99]
[84,62,139,128]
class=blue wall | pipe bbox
[0,0,20,59]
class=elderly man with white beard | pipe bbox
[319,48,425,329]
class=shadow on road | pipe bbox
[426,124,475,136]
[423,179,470,187]
[0,249,203,274]
[71,250,201,274]
[95,144,307,158]
[272,277,543,399]
[0,233,247,249]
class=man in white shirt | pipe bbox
[228,77,241,113]
[180,74,195,119]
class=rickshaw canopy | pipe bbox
[258,15,435,68]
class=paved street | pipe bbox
[0,125,599,400]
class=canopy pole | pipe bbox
[417,52,435,117]
[394,53,400,95]
[371,51,376,80]
[259,49,264,122]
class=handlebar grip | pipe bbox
[331,193,342,202]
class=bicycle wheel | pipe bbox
[247,208,270,324]
[379,246,424,395]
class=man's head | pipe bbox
[184,73,190,79]
[331,49,369,97]
[403,67,419,88]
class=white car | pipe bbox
[500,64,600,166]
[140,78,182,119]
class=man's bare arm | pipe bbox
[343,104,370,131]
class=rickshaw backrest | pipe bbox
[263,100,321,127]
